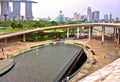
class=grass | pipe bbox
[44,29,65,33]
[0,27,26,34]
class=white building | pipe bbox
[87,7,92,22]
[73,12,80,21]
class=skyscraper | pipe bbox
[13,1,20,20]
[87,7,92,22]
[1,1,8,16]
[0,0,37,20]
[104,14,108,22]
[92,11,100,22]
[25,2,33,20]
[109,13,112,23]
[73,12,80,21]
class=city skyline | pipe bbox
[31,0,120,19]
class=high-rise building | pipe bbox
[13,2,20,20]
[92,11,100,22]
[104,14,108,22]
[87,7,92,22]
[1,1,9,16]
[0,0,37,20]
[109,13,112,23]
[25,2,33,20]
[73,12,80,21]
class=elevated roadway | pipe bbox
[0,23,120,46]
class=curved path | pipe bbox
[0,23,120,39]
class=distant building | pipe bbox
[109,13,112,23]
[80,15,87,22]
[54,10,64,22]
[104,14,108,22]
[25,2,33,20]
[92,11,100,22]
[87,7,92,22]
[13,1,20,20]
[0,0,37,20]
[115,17,119,22]
[64,17,72,22]
[73,12,80,21]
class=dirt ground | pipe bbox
[0,36,120,82]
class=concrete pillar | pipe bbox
[114,28,117,43]
[89,27,93,40]
[4,38,7,45]
[23,34,26,42]
[102,26,105,43]
[77,27,80,39]
[118,29,120,46]
[67,28,69,38]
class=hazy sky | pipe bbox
[26,0,120,19]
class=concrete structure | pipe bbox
[0,0,37,20]
[25,2,33,20]
[0,23,120,46]
[13,1,20,20]
[1,1,9,19]
[79,58,120,82]
[87,7,92,22]
[92,11,100,22]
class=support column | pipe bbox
[102,26,105,43]
[67,28,69,38]
[23,34,26,42]
[76,27,80,39]
[118,29,120,46]
[114,28,117,43]
[89,27,93,40]
[4,38,7,46]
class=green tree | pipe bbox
[10,22,16,29]
[51,21,58,26]
[17,23,23,29]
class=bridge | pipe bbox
[0,23,120,46]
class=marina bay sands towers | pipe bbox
[0,0,37,20]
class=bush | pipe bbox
[10,22,16,29]
[17,23,23,29]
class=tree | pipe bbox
[17,23,23,29]
[51,21,58,26]
[10,22,16,29]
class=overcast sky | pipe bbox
[26,0,120,19]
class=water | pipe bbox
[0,44,81,82]
[94,26,114,34]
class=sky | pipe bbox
[25,0,120,19]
